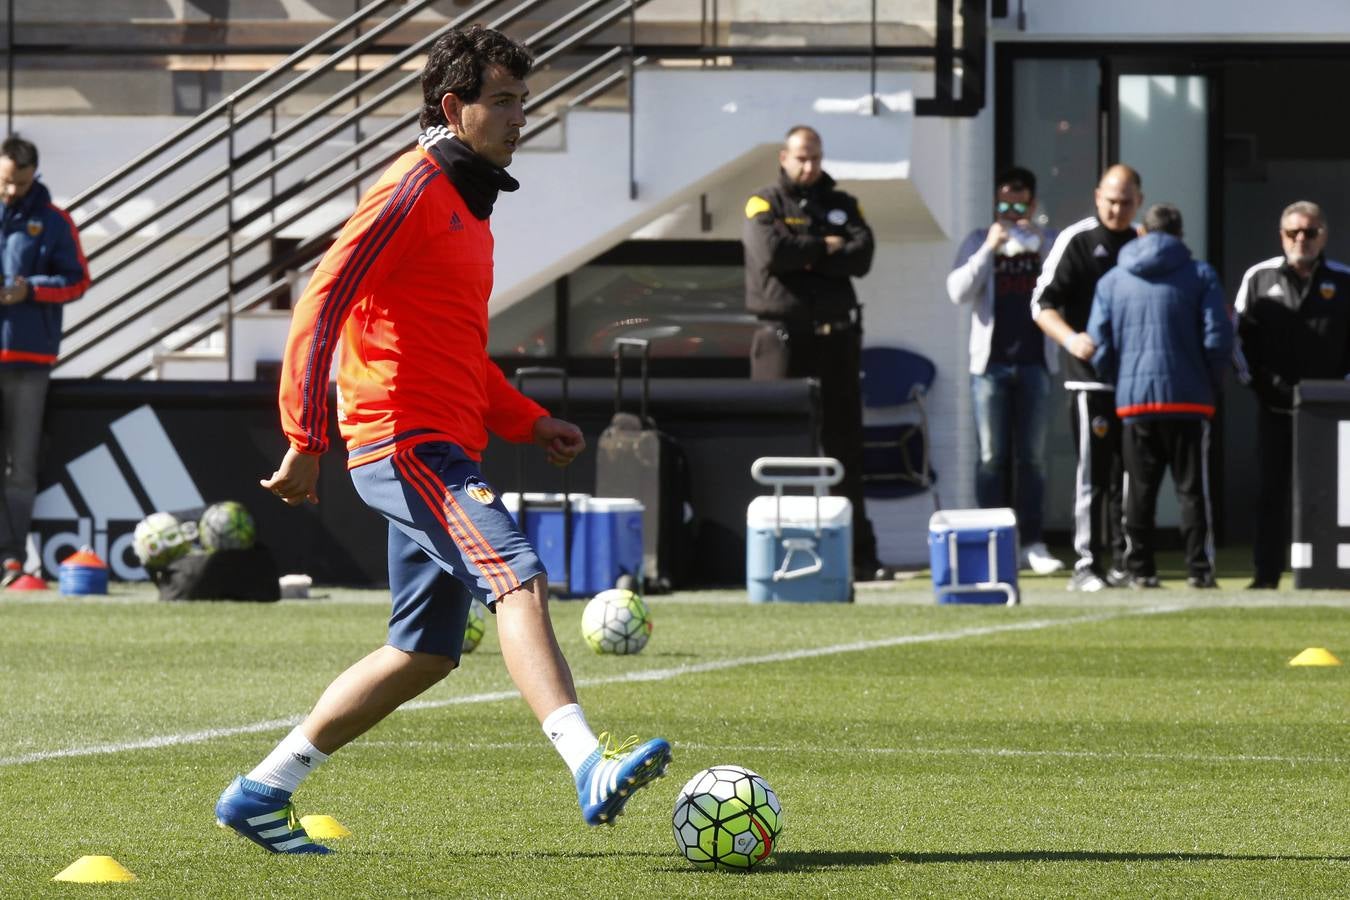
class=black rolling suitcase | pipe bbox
[595,339,692,593]
[513,366,573,596]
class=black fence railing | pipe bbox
[0,0,985,379]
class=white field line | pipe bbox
[0,604,1184,767]
[349,739,1348,767]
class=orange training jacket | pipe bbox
[279,148,547,467]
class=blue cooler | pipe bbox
[503,493,643,597]
[928,508,1019,605]
[746,457,852,603]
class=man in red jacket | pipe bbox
[215,27,670,855]
[0,135,90,585]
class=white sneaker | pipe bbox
[1021,542,1065,575]
[1066,568,1106,592]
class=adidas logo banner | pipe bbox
[30,388,387,584]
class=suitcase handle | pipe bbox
[751,456,844,492]
[751,456,844,538]
[513,366,571,593]
[514,366,570,417]
[612,337,650,423]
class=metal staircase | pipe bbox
[54,0,653,379]
[47,0,986,380]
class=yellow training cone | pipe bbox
[299,814,351,839]
[1289,647,1342,667]
[52,855,136,883]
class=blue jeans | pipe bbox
[971,363,1050,543]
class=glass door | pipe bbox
[1110,68,1215,260]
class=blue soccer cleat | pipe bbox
[575,732,672,826]
[215,775,332,854]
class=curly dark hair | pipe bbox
[419,25,533,130]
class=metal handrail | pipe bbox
[82,0,507,262]
[67,0,413,223]
[56,0,661,378]
[66,40,634,349]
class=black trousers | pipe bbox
[1121,418,1215,578]
[1067,389,1125,574]
[1253,406,1293,583]
[751,319,879,568]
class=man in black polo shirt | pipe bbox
[1235,200,1350,588]
[743,124,884,581]
[1030,164,1142,592]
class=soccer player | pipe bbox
[214,26,671,854]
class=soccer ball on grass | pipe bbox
[462,600,487,653]
[580,588,651,655]
[199,500,256,551]
[672,765,782,871]
[132,511,195,570]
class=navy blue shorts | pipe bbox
[349,441,544,659]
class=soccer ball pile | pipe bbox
[132,512,197,570]
[672,765,782,870]
[132,500,257,572]
[199,500,257,551]
[580,588,651,655]
[462,600,487,654]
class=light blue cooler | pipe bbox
[502,493,643,597]
[928,508,1019,605]
[746,457,852,603]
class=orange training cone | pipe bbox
[7,573,47,591]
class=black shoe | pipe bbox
[1187,573,1218,589]
[1121,572,1160,590]
[1104,567,1131,588]
[1245,578,1279,590]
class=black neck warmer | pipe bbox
[418,126,519,220]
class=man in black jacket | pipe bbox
[1235,200,1350,588]
[743,125,884,580]
[1030,164,1141,592]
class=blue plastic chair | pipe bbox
[860,346,939,505]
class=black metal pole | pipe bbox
[6,0,13,136]
[870,0,878,115]
[628,0,637,200]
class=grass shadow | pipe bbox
[765,848,1350,872]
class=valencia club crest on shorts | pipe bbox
[464,477,496,505]
[1091,416,1111,438]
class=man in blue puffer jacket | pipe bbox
[0,135,90,583]
[1087,203,1231,589]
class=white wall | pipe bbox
[489,67,933,311]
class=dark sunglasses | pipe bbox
[997,201,1030,216]
[1283,227,1322,240]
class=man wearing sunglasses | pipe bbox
[1234,201,1350,588]
[947,167,1063,576]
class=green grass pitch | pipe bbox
[1,569,1347,897]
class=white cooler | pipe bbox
[746,457,852,603]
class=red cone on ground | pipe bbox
[60,548,107,568]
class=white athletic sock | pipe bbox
[245,726,330,794]
[542,703,599,774]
